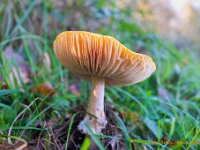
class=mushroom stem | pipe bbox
[78,76,107,134]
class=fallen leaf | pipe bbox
[0,82,8,90]
[43,52,51,73]
[3,46,31,88]
[3,46,24,64]
[46,118,59,127]
[124,111,139,123]
[0,75,7,89]
[31,82,55,97]
[34,118,58,128]
[9,66,30,86]
[68,83,80,97]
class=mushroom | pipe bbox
[54,31,156,134]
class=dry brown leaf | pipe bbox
[124,111,139,123]
[31,82,55,97]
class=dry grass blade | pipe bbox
[0,136,28,150]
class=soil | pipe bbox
[0,105,134,150]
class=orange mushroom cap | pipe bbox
[54,31,156,86]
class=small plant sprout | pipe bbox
[54,31,156,134]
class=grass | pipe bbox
[0,0,200,149]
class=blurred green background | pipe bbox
[0,0,199,149]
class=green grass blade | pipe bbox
[114,113,132,150]
[11,0,37,35]
[166,102,198,124]
[80,136,91,150]
[83,123,105,150]
[5,8,12,37]
[115,87,148,113]
[65,112,79,150]
[0,90,20,96]
[143,117,163,139]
